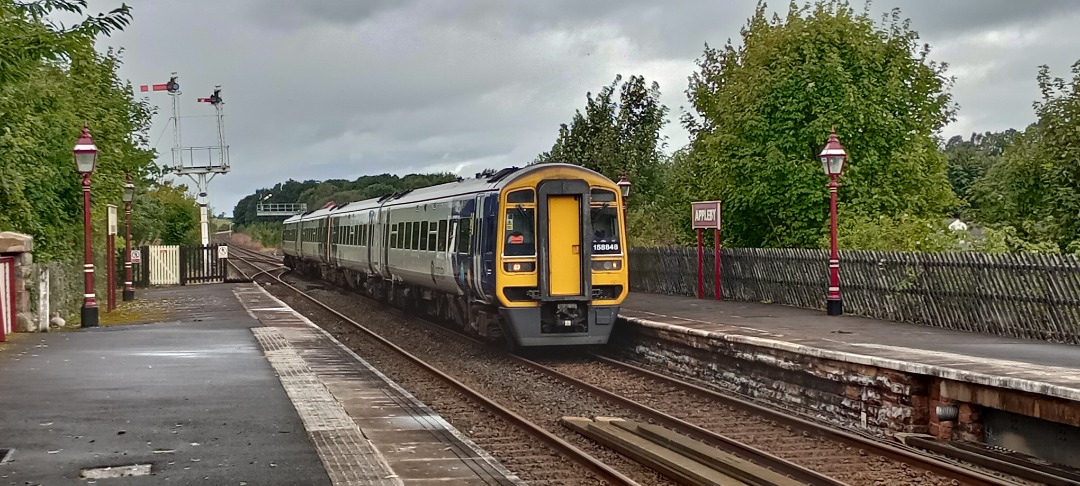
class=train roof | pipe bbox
[287,163,609,222]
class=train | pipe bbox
[280,163,630,348]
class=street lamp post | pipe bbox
[74,123,99,327]
[122,173,135,301]
[819,127,848,316]
[616,172,631,209]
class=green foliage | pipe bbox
[678,1,958,249]
[534,74,669,203]
[969,59,1080,251]
[232,173,460,226]
[237,221,283,249]
[0,0,157,261]
[944,130,1016,209]
[131,180,200,246]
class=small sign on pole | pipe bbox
[107,205,117,235]
[691,201,722,300]
[217,245,229,259]
[131,250,142,264]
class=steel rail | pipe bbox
[229,252,641,486]
[510,353,847,486]
[230,249,1030,486]
[589,354,1022,486]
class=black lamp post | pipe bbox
[74,123,99,327]
[122,173,135,301]
[819,127,848,316]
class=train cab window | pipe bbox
[389,226,397,249]
[507,189,534,203]
[590,188,617,203]
[437,220,448,251]
[420,222,430,251]
[590,204,621,255]
[504,206,536,256]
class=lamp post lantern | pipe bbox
[122,173,136,301]
[74,123,99,327]
[819,127,847,316]
[616,172,631,209]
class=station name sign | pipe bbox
[691,201,722,229]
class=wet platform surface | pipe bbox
[0,283,523,485]
[0,284,329,485]
[619,292,1080,401]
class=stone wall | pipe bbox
[611,321,931,437]
[0,231,39,332]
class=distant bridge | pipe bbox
[256,203,307,217]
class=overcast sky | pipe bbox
[80,0,1080,216]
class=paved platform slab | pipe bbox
[619,292,1080,401]
[0,283,330,485]
[235,284,524,486]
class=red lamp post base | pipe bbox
[826,298,843,316]
[81,304,99,328]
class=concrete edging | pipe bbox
[620,315,1080,403]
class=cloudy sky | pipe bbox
[80,0,1080,216]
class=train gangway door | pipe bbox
[0,256,13,341]
[147,245,181,285]
[547,195,583,296]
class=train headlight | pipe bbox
[504,261,535,272]
[591,260,622,271]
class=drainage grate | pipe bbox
[0,449,12,464]
[79,464,152,479]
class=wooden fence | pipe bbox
[628,247,1080,345]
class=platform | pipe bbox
[619,292,1080,400]
[615,292,1080,467]
[0,283,523,485]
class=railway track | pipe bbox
[225,245,1071,486]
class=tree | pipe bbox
[970,59,1080,252]
[680,1,958,248]
[535,74,669,202]
[944,130,1016,210]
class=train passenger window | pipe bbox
[359,225,366,246]
[455,219,471,253]
[404,222,413,249]
[437,220,448,251]
[420,221,430,251]
[504,207,535,256]
[398,222,405,248]
[413,222,422,250]
[590,205,621,254]
[507,189,534,203]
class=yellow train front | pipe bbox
[492,164,629,346]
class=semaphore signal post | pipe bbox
[139,72,231,246]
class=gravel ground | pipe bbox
[262,275,676,486]
[547,359,968,486]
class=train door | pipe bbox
[538,180,591,299]
[547,195,581,296]
[471,194,487,300]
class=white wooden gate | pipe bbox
[147,245,181,285]
[1,256,13,341]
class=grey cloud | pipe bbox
[93,0,1080,215]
